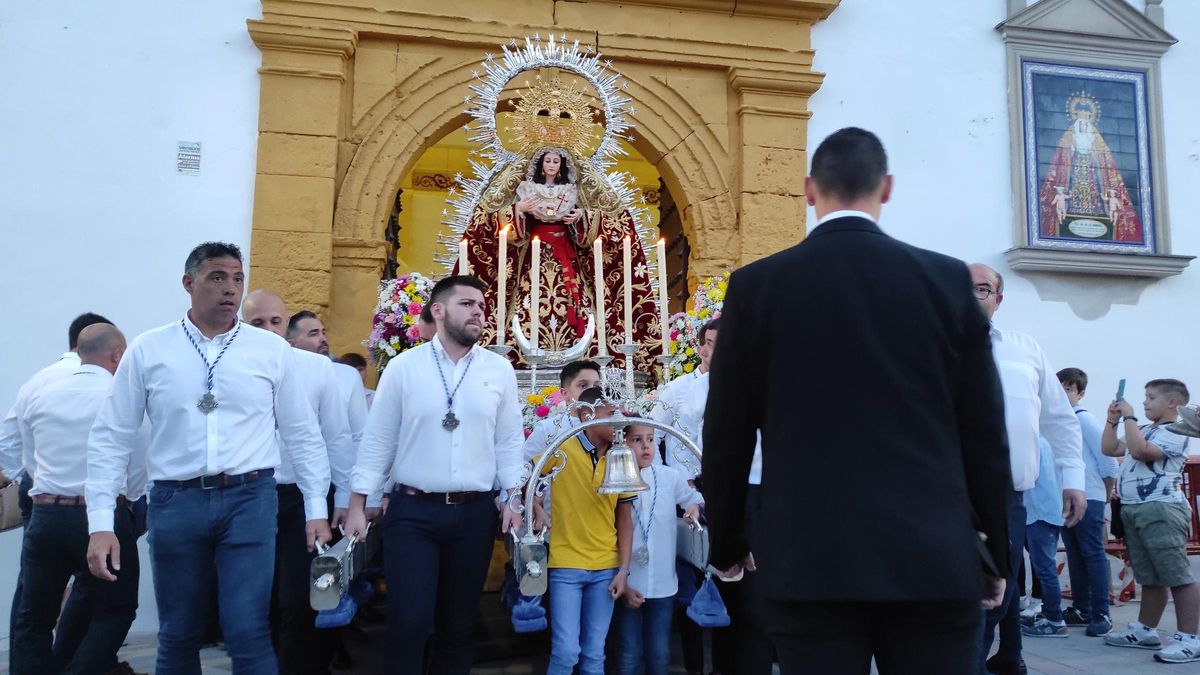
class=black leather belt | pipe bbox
[156,469,274,490]
[33,494,131,507]
[394,484,494,505]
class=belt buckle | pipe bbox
[199,474,223,490]
[445,492,464,505]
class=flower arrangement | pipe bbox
[522,385,565,435]
[367,272,435,372]
[662,272,729,381]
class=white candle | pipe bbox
[656,238,669,358]
[497,226,509,345]
[458,239,470,275]
[623,235,633,345]
[593,237,607,356]
[531,236,541,351]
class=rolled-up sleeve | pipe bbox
[353,358,403,496]
[87,346,147,533]
[275,348,331,521]
[493,365,525,490]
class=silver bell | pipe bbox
[598,438,648,494]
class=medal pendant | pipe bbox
[442,411,460,431]
[198,392,218,414]
[634,545,649,566]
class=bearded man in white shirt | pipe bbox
[85,242,333,675]
[969,263,1086,675]
[345,275,525,675]
[11,324,144,674]
[243,290,357,674]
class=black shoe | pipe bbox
[1019,611,1042,627]
[985,654,1028,675]
[1062,606,1089,626]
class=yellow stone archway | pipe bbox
[247,0,838,358]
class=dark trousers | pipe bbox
[8,473,33,645]
[10,503,139,675]
[980,490,1026,672]
[381,490,498,675]
[711,485,774,675]
[271,483,335,675]
[1062,499,1110,620]
[763,599,981,674]
[148,477,279,675]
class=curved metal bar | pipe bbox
[510,311,595,366]
[517,414,703,538]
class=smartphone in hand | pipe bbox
[1116,378,1126,403]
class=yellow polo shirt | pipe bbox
[538,433,636,570]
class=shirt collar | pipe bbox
[575,429,598,455]
[430,334,478,365]
[816,210,877,226]
[59,352,80,364]
[182,313,239,343]
[74,364,112,378]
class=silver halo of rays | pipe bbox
[435,33,655,281]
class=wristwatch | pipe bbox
[1122,415,1138,423]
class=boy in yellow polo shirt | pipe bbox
[533,387,634,675]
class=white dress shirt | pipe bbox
[651,371,701,471]
[688,372,763,484]
[275,348,355,509]
[0,351,81,478]
[990,326,1084,492]
[814,209,877,228]
[330,361,377,507]
[523,413,580,461]
[352,335,525,495]
[20,365,148,500]
[86,316,331,533]
[627,464,704,599]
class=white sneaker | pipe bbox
[1155,633,1200,663]
[1019,599,1042,620]
[1104,622,1162,650]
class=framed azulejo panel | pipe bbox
[1022,62,1152,253]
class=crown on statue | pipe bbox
[507,74,598,158]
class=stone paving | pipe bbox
[0,599,1187,673]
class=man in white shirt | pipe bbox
[11,324,145,674]
[243,290,356,674]
[84,242,333,674]
[969,263,1086,675]
[651,321,714,471]
[1,312,112,647]
[346,275,524,674]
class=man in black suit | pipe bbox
[701,127,1012,674]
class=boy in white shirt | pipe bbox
[612,420,703,675]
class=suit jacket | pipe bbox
[702,216,1011,602]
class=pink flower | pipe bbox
[547,391,565,406]
[408,302,422,315]
[384,315,396,324]
[535,404,551,418]
[524,428,533,438]
[406,326,421,341]
[670,329,679,340]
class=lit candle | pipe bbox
[531,236,541,351]
[458,239,470,275]
[593,237,607,356]
[497,226,509,345]
[656,238,669,358]
[623,235,633,345]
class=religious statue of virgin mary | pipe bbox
[450,65,659,371]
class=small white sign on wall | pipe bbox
[177,141,201,175]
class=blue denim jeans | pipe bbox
[548,568,618,675]
[147,477,278,675]
[1061,500,1109,620]
[1025,520,1063,622]
[612,595,674,675]
[980,490,1026,673]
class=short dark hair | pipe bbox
[68,312,113,350]
[1146,378,1190,404]
[561,360,601,388]
[1057,368,1088,393]
[809,127,888,202]
[429,275,486,308]
[184,242,243,276]
[577,386,608,407]
[698,318,720,345]
[338,352,368,369]
[287,310,319,340]
[419,302,433,325]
